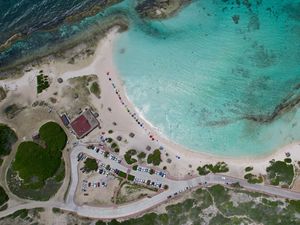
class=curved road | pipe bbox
[1,145,300,219]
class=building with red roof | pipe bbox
[70,109,99,139]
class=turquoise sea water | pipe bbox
[114,0,300,156]
[1,0,300,156]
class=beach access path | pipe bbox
[1,143,300,220]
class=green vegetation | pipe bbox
[90,81,101,97]
[9,209,29,219]
[132,165,138,170]
[117,170,127,179]
[149,169,155,175]
[36,72,50,94]
[0,186,8,206]
[100,184,300,225]
[128,174,135,181]
[0,124,17,157]
[137,151,146,159]
[197,165,210,175]
[289,200,300,213]
[124,149,137,165]
[245,166,253,172]
[0,86,6,101]
[266,160,294,186]
[52,207,61,214]
[111,142,119,151]
[244,173,263,184]
[147,149,162,166]
[83,158,98,172]
[11,122,67,189]
[284,158,292,163]
[197,162,229,175]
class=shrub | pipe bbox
[128,174,135,181]
[0,87,6,101]
[137,151,146,159]
[245,166,253,172]
[149,169,155,175]
[106,165,111,171]
[0,186,8,206]
[197,162,229,176]
[244,173,263,184]
[147,149,162,166]
[83,158,98,172]
[0,124,17,157]
[124,149,138,165]
[266,160,294,186]
[36,74,50,94]
[132,165,138,170]
[284,158,292,164]
[118,170,127,179]
[111,142,118,149]
[197,166,210,175]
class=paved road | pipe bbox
[1,145,300,219]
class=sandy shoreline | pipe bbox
[1,27,300,181]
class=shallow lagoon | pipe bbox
[114,0,300,156]
[1,0,300,156]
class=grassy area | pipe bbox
[147,149,162,166]
[0,124,17,157]
[266,160,294,186]
[97,183,300,225]
[90,81,101,98]
[9,209,28,219]
[244,173,263,184]
[36,72,50,94]
[117,170,127,179]
[197,162,229,175]
[12,122,67,189]
[288,200,300,213]
[0,186,8,206]
[83,158,98,172]
[124,149,137,165]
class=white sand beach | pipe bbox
[1,26,300,187]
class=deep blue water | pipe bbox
[0,0,105,43]
[0,0,124,67]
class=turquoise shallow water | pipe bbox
[1,0,300,156]
[114,0,300,156]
